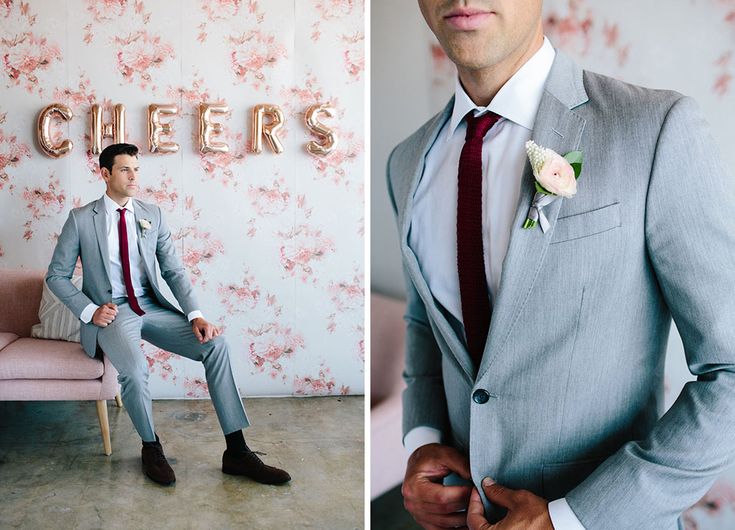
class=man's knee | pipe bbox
[117,362,149,390]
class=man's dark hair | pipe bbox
[99,143,139,172]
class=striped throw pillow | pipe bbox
[31,275,83,343]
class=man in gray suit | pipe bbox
[389,1,735,529]
[47,143,290,486]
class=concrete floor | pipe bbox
[0,396,363,530]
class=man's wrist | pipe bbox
[80,303,99,324]
[404,426,443,455]
[187,310,203,322]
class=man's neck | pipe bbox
[105,191,131,208]
[457,33,544,107]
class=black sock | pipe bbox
[225,430,248,452]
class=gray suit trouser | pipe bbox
[96,294,250,442]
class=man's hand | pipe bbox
[467,478,553,530]
[92,303,118,327]
[401,443,473,529]
[191,317,221,344]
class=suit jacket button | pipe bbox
[473,389,490,404]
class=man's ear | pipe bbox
[100,167,110,182]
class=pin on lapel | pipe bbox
[523,140,583,232]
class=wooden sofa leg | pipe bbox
[96,400,112,456]
[114,393,122,408]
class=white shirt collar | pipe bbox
[103,193,134,216]
[447,36,556,140]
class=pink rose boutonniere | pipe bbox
[522,140,583,232]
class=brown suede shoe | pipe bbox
[222,448,291,485]
[141,435,175,486]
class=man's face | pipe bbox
[418,0,543,71]
[102,154,139,201]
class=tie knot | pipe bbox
[465,111,501,141]
[117,208,125,215]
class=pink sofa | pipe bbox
[0,269,121,455]
[371,292,409,499]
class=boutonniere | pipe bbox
[522,140,583,232]
[138,218,152,237]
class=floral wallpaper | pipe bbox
[425,0,735,527]
[0,0,364,398]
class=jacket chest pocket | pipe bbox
[551,202,621,244]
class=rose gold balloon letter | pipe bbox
[38,103,74,158]
[251,104,285,154]
[198,102,230,154]
[90,103,126,154]
[148,104,179,154]
[304,103,337,156]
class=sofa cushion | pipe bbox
[31,275,82,343]
[0,338,104,380]
[0,269,45,337]
[0,332,19,350]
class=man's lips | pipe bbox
[443,9,494,31]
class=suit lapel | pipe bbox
[92,197,112,284]
[132,200,155,277]
[399,97,479,381]
[476,51,588,382]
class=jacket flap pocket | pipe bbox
[551,202,621,244]
[541,457,605,501]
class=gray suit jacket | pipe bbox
[46,196,200,358]
[387,50,735,529]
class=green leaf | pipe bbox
[534,180,553,195]
[564,151,583,179]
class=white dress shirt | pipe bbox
[405,37,585,529]
[79,193,202,324]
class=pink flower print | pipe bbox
[691,480,735,515]
[228,31,287,90]
[22,175,65,240]
[326,274,363,332]
[177,227,225,285]
[341,32,364,81]
[52,74,96,108]
[310,0,358,42]
[138,176,178,212]
[85,0,127,23]
[146,348,177,382]
[543,1,593,56]
[185,195,202,221]
[309,128,362,186]
[184,377,210,397]
[293,363,336,395]
[278,224,335,283]
[2,33,62,94]
[167,75,211,105]
[248,178,291,217]
[114,30,174,89]
[248,322,305,379]
[218,275,261,314]
[198,132,247,187]
[714,52,733,97]
[0,126,31,190]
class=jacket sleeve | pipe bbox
[386,145,451,440]
[46,209,94,318]
[566,96,735,529]
[154,206,200,316]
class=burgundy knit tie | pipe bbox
[117,208,145,316]
[457,111,500,367]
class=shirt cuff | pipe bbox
[80,303,99,324]
[187,310,203,322]
[548,498,586,530]
[403,426,442,455]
